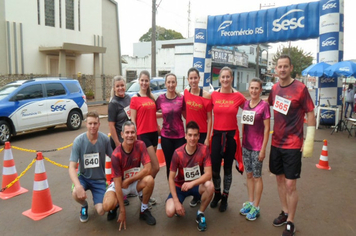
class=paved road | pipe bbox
[0,102,355,235]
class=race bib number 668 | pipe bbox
[273,95,291,115]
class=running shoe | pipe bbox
[282,221,296,236]
[196,213,207,232]
[189,196,201,207]
[139,209,156,225]
[80,205,89,223]
[107,205,119,221]
[273,211,288,227]
[127,193,137,198]
[210,191,221,208]
[124,198,130,206]
[149,197,157,205]
[246,206,260,221]
[219,194,228,212]
[240,201,252,216]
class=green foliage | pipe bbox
[139,26,184,42]
[273,45,313,78]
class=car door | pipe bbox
[10,84,48,131]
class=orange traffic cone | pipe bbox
[156,136,166,167]
[0,142,28,200]
[22,152,62,220]
[316,139,331,170]
[105,155,112,184]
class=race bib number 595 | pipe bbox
[273,95,291,115]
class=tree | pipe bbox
[273,45,313,79]
[139,26,184,42]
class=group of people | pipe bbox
[68,55,316,236]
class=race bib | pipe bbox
[124,105,131,119]
[83,153,99,169]
[124,167,140,179]
[183,165,201,181]
[273,95,291,115]
[241,110,256,125]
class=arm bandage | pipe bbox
[303,126,315,158]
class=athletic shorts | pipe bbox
[166,185,200,203]
[242,147,263,178]
[76,175,106,205]
[269,146,302,179]
[138,131,158,148]
[106,181,142,197]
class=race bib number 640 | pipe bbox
[84,153,99,169]
[273,95,291,115]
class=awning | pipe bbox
[39,43,106,55]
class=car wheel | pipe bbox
[0,120,11,145]
[67,110,82,130]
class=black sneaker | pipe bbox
[273,211,288,227]
[282,221,296,236]
[196,213,207,232]
[219,194,228,212]
[140,209,156,225]
[80,205,89,223]
[210,191,221,208]
[107,205,119,221]
[190,196,201,207]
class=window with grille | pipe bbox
[45,0,55,27]
[66,0,74,30]
[37,0,40,25]
[59,0,62,28]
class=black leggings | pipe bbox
[198,132,207,144]
[161,136,186,179]
[210,130,236,193]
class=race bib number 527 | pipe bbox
[273,95,291,115]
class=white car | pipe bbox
[262,82,274,95]
[181,83,215,95]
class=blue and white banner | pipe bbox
[206,2,319,46]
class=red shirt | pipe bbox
[130,96,157,135]
[184,89,212,133]
[111,140,151,180]
[170,143,211,188]
[212,91,246,130]
[268,80,314,149]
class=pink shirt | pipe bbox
[242,100,271,151]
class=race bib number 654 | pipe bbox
[183,165,201,181]
[273,95,291,115]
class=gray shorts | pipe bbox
[242,147,263,178]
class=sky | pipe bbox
[116,0,356,61]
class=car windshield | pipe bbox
[0,84,20,100]
[126,82,140,92]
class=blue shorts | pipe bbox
[77,175,106,205]
[167,185,200,203]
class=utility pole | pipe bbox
[187,1,191,38]
[151,0,156,77]
[256,3,275,79]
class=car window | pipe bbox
[158,80,166,89]
[0,84,20,100]
[150,82,159,91]
[64,82,80,93]
[46,83,66,97]
[127,82,140,92]
[13,84,43,100]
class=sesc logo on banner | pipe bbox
[321,0,339,14]
[319,77,337,88]
[271,9,305,32]
[319,33,339,52]
[193,57,205,72]
[195,28,207,44]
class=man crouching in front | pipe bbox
[103,121,156,231]
[165,121,214,232]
